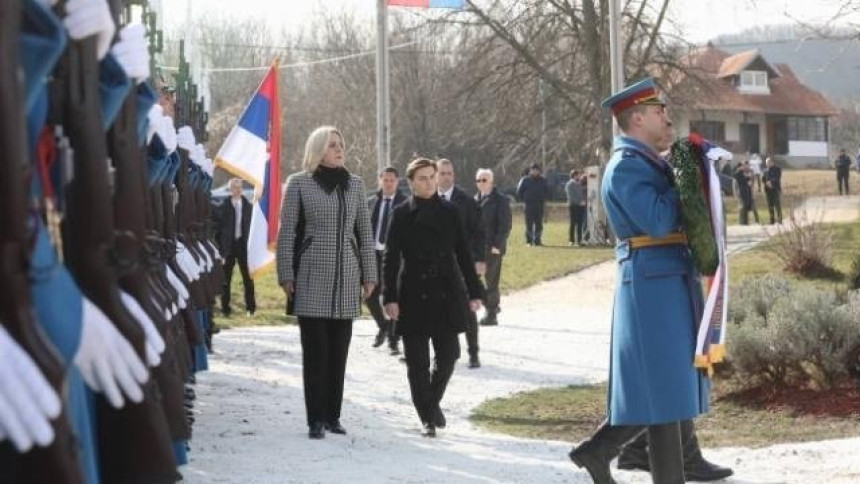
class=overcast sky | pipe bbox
[161,0,858,44]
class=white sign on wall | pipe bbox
[788,141,828,157]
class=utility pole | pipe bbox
[375,0,391,173]
[608,0,623,136]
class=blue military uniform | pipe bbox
[602,135,709,425]
[569,78,720,484]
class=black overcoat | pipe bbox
[382,195,484,336]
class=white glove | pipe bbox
[0,326,62,452]
[118,291,165,368]
[206,240,224,263]
[190,143,206,168]
[165,266,189,309]
[175,242,201,281]
[197,242,212,272]
[110,23,149,84]
[157,116,178,154]
[176,126,195,152]
[146,104,163,145]
[203,158,214,177]
[62,0,116,61]
[74,298,148,409]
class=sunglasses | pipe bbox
[476,179,488,183]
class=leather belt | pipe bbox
[626,232,688,249]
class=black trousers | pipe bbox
[403,332,460,424]
[569,205,586,244]
[524,202,544,244]
[365,251,398,348]
[765,189,782,224]
[221,238,255,314]
[298,317,353,426]
[838,170,850,195]
[484,252,503,318]
[464,310,479,357]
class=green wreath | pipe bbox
[670,138,719,276]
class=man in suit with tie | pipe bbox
[366,167,407,354]
[219,178,256,317]
[436,159,486,368]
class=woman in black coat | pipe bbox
[383,158,484,438]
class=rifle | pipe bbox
[106,0,191,445]
[0,1,83,481]
[53,1,179,480]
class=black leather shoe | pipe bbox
[389,345,401,356]
[479,317,498,326]
[308,422,325,439]
[432,404,446,429]
[468,355,481,368]
[421,422,436,438]
[568,421,644,484]
[685,457,733,482]
[325,420,347,435]
[373,330,386,348]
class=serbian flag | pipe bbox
[693,137,730,375]
[387,0,465,8]
[214,60,281,278]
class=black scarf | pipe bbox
[313,165,350,193]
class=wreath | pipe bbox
[669,135,719,276]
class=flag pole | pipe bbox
[376,0,391,172]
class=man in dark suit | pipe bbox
[475,168,512,327]
[218,178,255,316]
[366,167,407,354]
[436,159,486,369]
[383,158,484,438]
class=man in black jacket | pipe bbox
[836,148,852,195]
[219,178,255,316]
[516,163,549,245]
[437,159,486,368]
[762,156,783,225]
[475,168,512,327]
[366,167,407,354]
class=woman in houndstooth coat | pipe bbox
[276,126,377,439]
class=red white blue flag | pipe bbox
[214,61,281,277]
[387,0,465,8]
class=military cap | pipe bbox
[601,77,665,116]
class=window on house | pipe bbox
[740,70,768,88]
[690,120,726,143]
[787,117,827,142]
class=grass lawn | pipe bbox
[470,217,860,448]
[470,382,860,448]
[729,220,860,291]
[724,169,843,226]
[215,209,614,329]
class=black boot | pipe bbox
[681,420,734,482]
[568,420,644,484]
[432,403,447,429]
[647,422,685,484]
[308,422,325,439]
[616,431,650,471]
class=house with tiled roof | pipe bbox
[668,44,838,167]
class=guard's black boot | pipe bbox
[616,431,650,471]
[647,422,685,484]
[568,420,644,484]
[681,420,734,481]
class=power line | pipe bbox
[158,39,451,72]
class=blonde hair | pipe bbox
[302,126,344,172]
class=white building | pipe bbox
[669,45,838,167]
